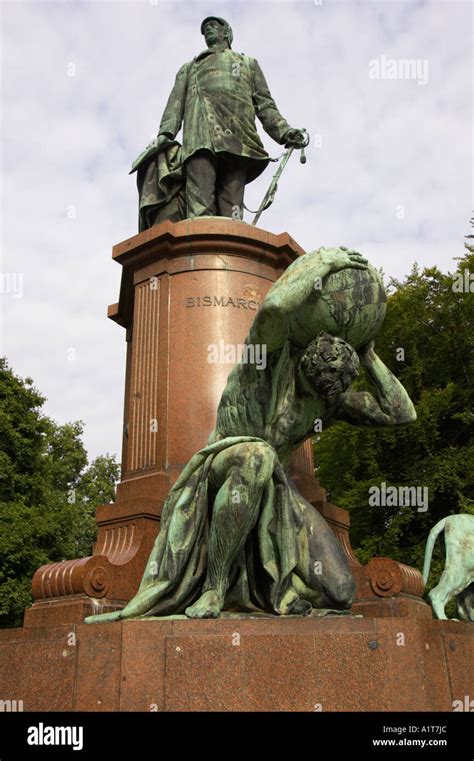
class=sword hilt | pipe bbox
[299,129,309,163]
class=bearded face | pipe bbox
[300,332,360,400]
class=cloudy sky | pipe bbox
[0,0,472,464]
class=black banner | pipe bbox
[0,711,472,759]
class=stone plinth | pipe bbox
[0,617,472,712]
[109,217,308,496]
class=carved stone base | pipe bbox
[23,596,127,628]
[24,498,163,627]
[1,617,472,711]
[352,595,432,619]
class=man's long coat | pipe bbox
[158,47,292,182]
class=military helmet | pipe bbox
[200,16,233,48]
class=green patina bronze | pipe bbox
[423,514,474,622]
[86,247,416,623]
[130,16,307,226]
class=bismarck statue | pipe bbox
[131,16,307,229]
[86,248,416,623]
[84,18,418,626]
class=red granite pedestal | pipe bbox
[0,617,472,712]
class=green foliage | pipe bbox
[0,359,120,628]
[314,246,474,597]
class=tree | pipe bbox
[314,241,474,597]
[464,215,474,255]
[0,359,120,628]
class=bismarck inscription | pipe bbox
[185,295,259,310]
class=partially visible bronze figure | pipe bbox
[423,514,474,621]
[131,16,307,228]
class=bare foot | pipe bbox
[288,598,312,615]
[185,589,223,619]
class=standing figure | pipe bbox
[136,16,306,222]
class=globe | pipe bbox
[289,263,387,350]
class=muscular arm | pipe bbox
[337,344,416,426]
[246,247,368,354]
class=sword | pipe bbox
[251,129,309,226]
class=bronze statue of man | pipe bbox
[152,16,306,219]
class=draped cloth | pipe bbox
[85,436,317,623]
[134,141,186,231]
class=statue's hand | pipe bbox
[144,134,171,152]
[130,133,174,174]
[318,246,369,273]
[284,128,307,148]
